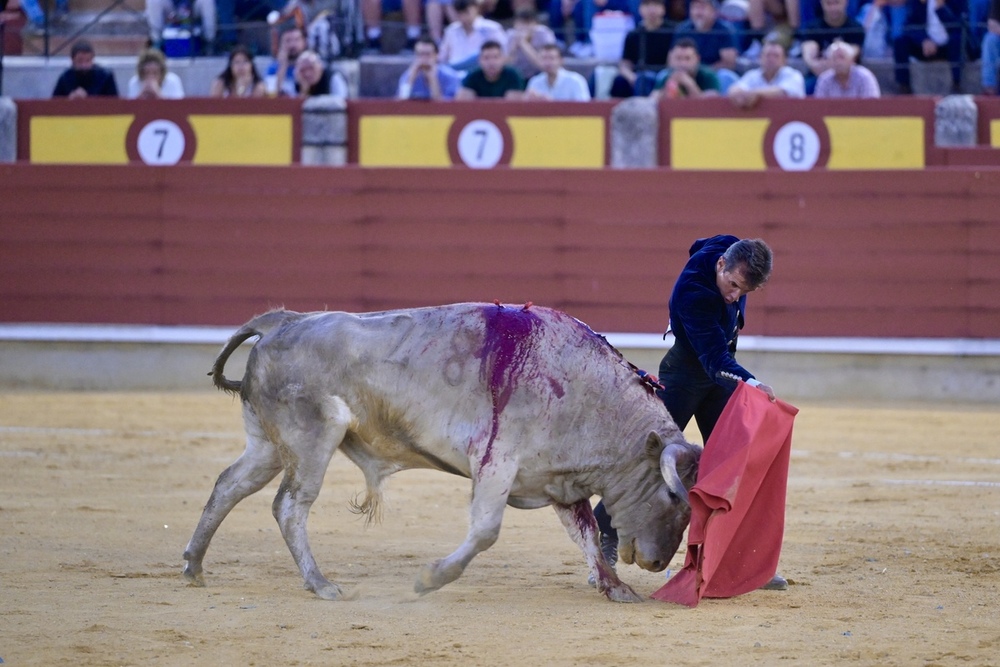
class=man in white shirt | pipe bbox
[525,44,592,101]
[439,0,506,71]
[727,39,805,108]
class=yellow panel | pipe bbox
[991,119,1000,148]
[30,115,132,164]
[189,114,294,165]
[825,117,925,170]
[359,115,453,167]
[507,117,605,168]
[671,118,769,170]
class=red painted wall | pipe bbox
[1,164,998,337]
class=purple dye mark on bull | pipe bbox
[571,501,614,588]
[571,499,598,536]
[476,304,542,468]
[547,376,565,398]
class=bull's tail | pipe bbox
[210,309,303,395]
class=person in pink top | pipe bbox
[812,40,880,98]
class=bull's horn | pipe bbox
[659,443,691,505]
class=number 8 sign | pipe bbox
[763,119,830,171]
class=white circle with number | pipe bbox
[457,120,504,169]
[137,119,186,165]
[772,121,820,171]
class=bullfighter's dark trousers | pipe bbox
[655,344,737,445]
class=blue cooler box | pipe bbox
[162,26,202,57]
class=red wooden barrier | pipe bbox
[1,164,998,338]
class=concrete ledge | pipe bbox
[301,95,347,166]
[610,97,657,168]
[2,56,359,100]
[2,325,997,402]
[0,97,15,162]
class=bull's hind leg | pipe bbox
[415,459,518,595]
[183,407,282,586]
[552,501,642,602]
[270,396,352,600]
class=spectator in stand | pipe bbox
[549,0,638,58]
[744,0,798,58]
[426,0,458,44]
[363,0,424,53]
[456,40,525,98]
[15,0,68,27]
[650,37,722,97]
[892,0,964,94]
[52,40,119,98]
[145,0,217,53]
[727,38,804,107]
[294,49,350,96]
[265,26,307,97]
[798,0,864,30]
[524,43,592,99]
[798,0,865,93]
[673,0,741,92]
[812,39,880,96]
[506,6,557,80]
[210,45,266,97]
[968,0,991,58]
[127,47,185,99]
[609,0,674,97]
[856,0,896,60]
[440,0,507,71]
[267,0,350,61]
[397,36,464,99]
[983,0,1000,94]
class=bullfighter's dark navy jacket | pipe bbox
[667,234,755,387]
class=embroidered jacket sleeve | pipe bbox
[672,280,754,385]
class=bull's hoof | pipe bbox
[413,568,442,596]
[603,582,644,603]
[309,582,344,600]
[182,565,205,587]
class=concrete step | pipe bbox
[56,11,149,34]
[21,32,149,55]
[66,0,146,14]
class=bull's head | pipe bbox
[615,432,701,572]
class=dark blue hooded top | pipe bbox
[667,235,754,386]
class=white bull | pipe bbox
[182,302,701,602]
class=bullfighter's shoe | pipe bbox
[760,573,788,590]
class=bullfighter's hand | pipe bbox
[756,382,776,402]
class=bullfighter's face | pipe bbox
[715,257,754,304]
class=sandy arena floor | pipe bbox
[1,391,998,666]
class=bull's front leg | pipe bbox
[414,460,518,596]
[552,501,643,603]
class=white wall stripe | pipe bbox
[0,426,239,439]
[1,324,999,357]
[880,479,1000,488]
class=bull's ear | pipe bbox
[645,431,664,465]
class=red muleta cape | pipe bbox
[651,382,799,607]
